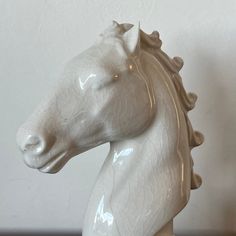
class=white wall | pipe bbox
[0,0,236,232]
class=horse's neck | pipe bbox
[83,52,190,236]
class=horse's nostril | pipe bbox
[24,136,40,150]
[23,135,46,155]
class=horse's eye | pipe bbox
[113,74,119,80]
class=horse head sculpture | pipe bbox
[17,21,203,236]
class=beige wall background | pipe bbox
[0,0,236,232]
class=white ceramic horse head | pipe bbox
[17,21,203,236]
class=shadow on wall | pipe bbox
[193,46,236,230]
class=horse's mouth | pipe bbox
[38,151,69,174]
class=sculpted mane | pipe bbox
[139,28,204,189]
[102,22,204,189]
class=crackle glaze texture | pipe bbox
[17,22,203,236]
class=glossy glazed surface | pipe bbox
[16,22,203,236]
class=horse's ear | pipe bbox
[112,20,120,27]
[122,23,140,55]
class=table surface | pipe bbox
[0,231,235,236]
